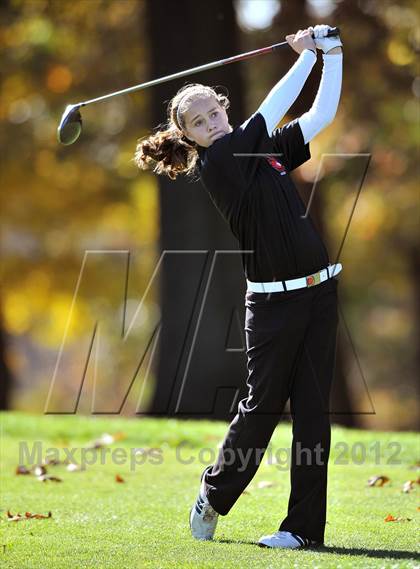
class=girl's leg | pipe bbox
[279,278,339,543]
[202,288,313,516]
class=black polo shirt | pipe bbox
[197,112,330,282]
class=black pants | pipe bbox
[202,277,339,544]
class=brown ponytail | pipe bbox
[134,83,230,180]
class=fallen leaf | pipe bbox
[15,465,31,475]
[7,510,23,522]
[32,465,47,477]
[367,475,390,487]
[66,463,81,472]
[257,481,275,489]
[115,474,125,483]
[402,480,417,493]
[87,433,115,449]
[87,431,126,449]
[25,511,52,519]
[37,474,62,482]
[112,431,126,442]
[7,510,52,522]
[384,514,412,522]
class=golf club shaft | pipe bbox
[76,27,340,108]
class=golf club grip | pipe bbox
[271,27,340,52]
[320,26,340,38]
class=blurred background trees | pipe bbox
[1,0,418,429]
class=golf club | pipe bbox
[57,27,340,145]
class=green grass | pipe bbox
[1,412,419,568]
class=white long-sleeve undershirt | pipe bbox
[298,52,343,143]
[250,49,343,144]
[252,49,317,132]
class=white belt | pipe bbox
[246,263,342,293]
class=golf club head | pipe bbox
[57,104,83,145]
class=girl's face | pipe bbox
[182,96,233,148]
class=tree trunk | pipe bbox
[0,299,13,410]
[407,241,420,427]
[145,0,248,420]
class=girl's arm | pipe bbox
[256,48,317,133]
[298,50,343,144]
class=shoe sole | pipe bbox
[258,541,323,549]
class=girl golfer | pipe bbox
[135,24,343,549]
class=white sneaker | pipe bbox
[258,530,318,549]
[189,491,219,541]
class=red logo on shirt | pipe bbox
[266,156,286,175]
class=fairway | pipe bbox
[1,412,419,568]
